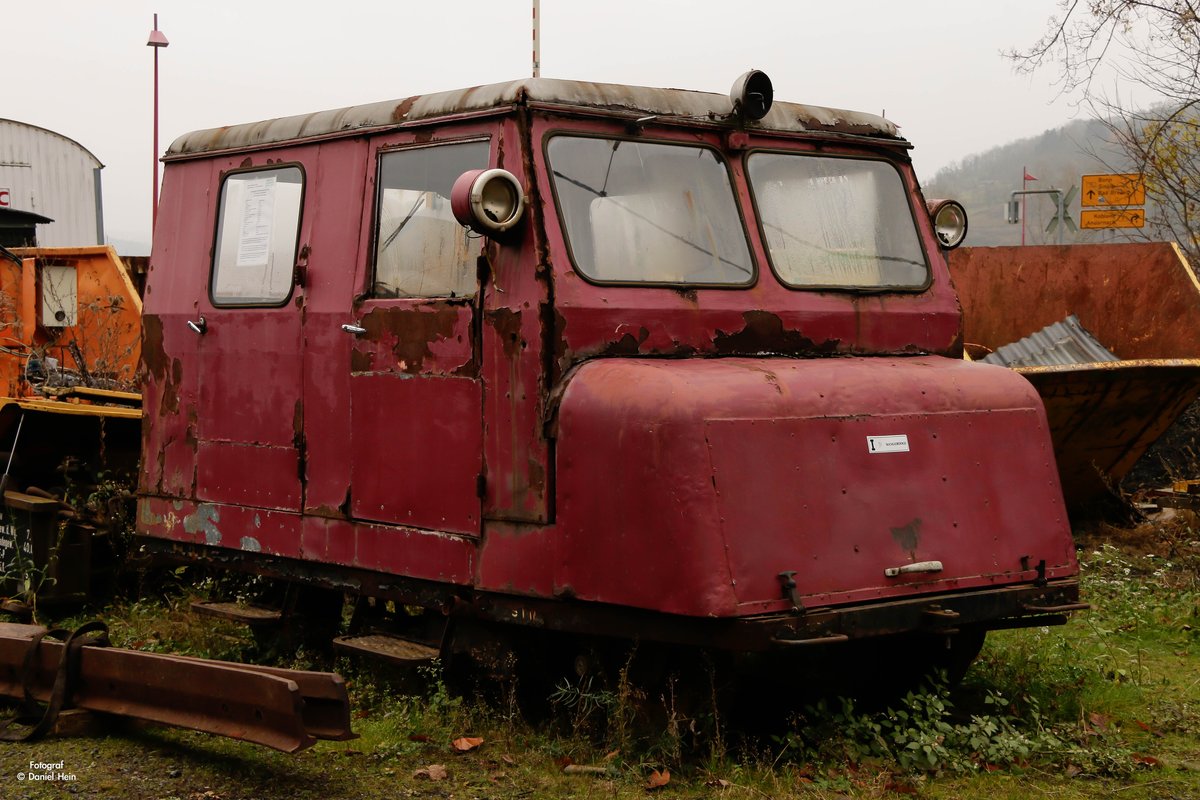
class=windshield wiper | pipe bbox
[380,194,426,251]
[553,170,752,275]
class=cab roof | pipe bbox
[166,77,905,159]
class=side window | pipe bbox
[211,166,303,306]
[373,141,489,298]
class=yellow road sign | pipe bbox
[1081,173,1145,207]
[1080,208,1145,229]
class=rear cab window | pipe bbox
[211,166,304,306]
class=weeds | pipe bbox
[3,515,1198,798]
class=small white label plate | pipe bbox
[867,434,910,454]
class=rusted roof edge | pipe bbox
[166,78,905,159]
[162,107,513,162]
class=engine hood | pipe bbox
[551,355,1076,618]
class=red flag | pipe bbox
[1024,170,1038,181]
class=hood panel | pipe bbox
[706,408,1072,612]
[553,356,1075,618]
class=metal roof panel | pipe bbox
[166,77,903,158]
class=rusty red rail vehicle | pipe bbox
[138,72,1082,682]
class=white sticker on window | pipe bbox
[867,434,910,454]
[236,176,277,268]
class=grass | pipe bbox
[1,514,1199,798]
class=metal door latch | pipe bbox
[341,323,367,336]
[777,571,803,613]
[884,560,943,577]
[186,316,207,335]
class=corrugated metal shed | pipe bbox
[982,314,1119,367]
[0,120,103,246]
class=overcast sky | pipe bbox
[5,1,1083,254]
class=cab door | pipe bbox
[343,136,491,535]
[195,161,307,512]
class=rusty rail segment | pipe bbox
[0,623,354,752]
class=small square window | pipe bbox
[211,166,303,305]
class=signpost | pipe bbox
[1046,185,1078,236]
[1082,173,1145,207]
[1081,208,1145,229]
[1008,172,1148,237]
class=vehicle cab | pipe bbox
[138,73,1080,666]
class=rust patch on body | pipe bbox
[142,315,167,381]
[713,311,840,356]
[487,308,524,360]
[358,305,460,374]
[890,519,922,558]
[349,350,375,372]
[527,457,547,499]
[391,97,417,122]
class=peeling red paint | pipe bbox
[713,310,840,356]
[142,315,167,380]
[487,308,523,360]
[355,305,463,375]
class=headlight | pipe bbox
[926,199,968,249]
[451,168,526,235]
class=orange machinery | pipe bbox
[0,245,142,602]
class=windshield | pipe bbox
[747,153,928,289]
[548,137,753,284]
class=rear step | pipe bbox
[333,633,440,667]
[190,600,283,626]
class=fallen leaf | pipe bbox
[413,764,448,781]
[604,749,620,761]
[1065,765,1082,778]
[704,778,732,788]
[554,756,574,769]
[646,769,670,790]
[452,736,484,752]
[1132,754,1160,768]
[408,733,431,743]
[1134,720,1166,738]
[1087,712,1111,732]
[501,754,516,765]
[884,780,918,796]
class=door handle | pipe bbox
[341,323,367,336]
[187,316,207,335]
[884,560,943,577]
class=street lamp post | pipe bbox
[147,14,169,235]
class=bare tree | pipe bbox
[1011,2,1200,261]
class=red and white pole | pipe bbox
[147,14,169,235]
[532,0,541,78]
[1021,166,1027,246]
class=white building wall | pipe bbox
[0,120,103,246]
